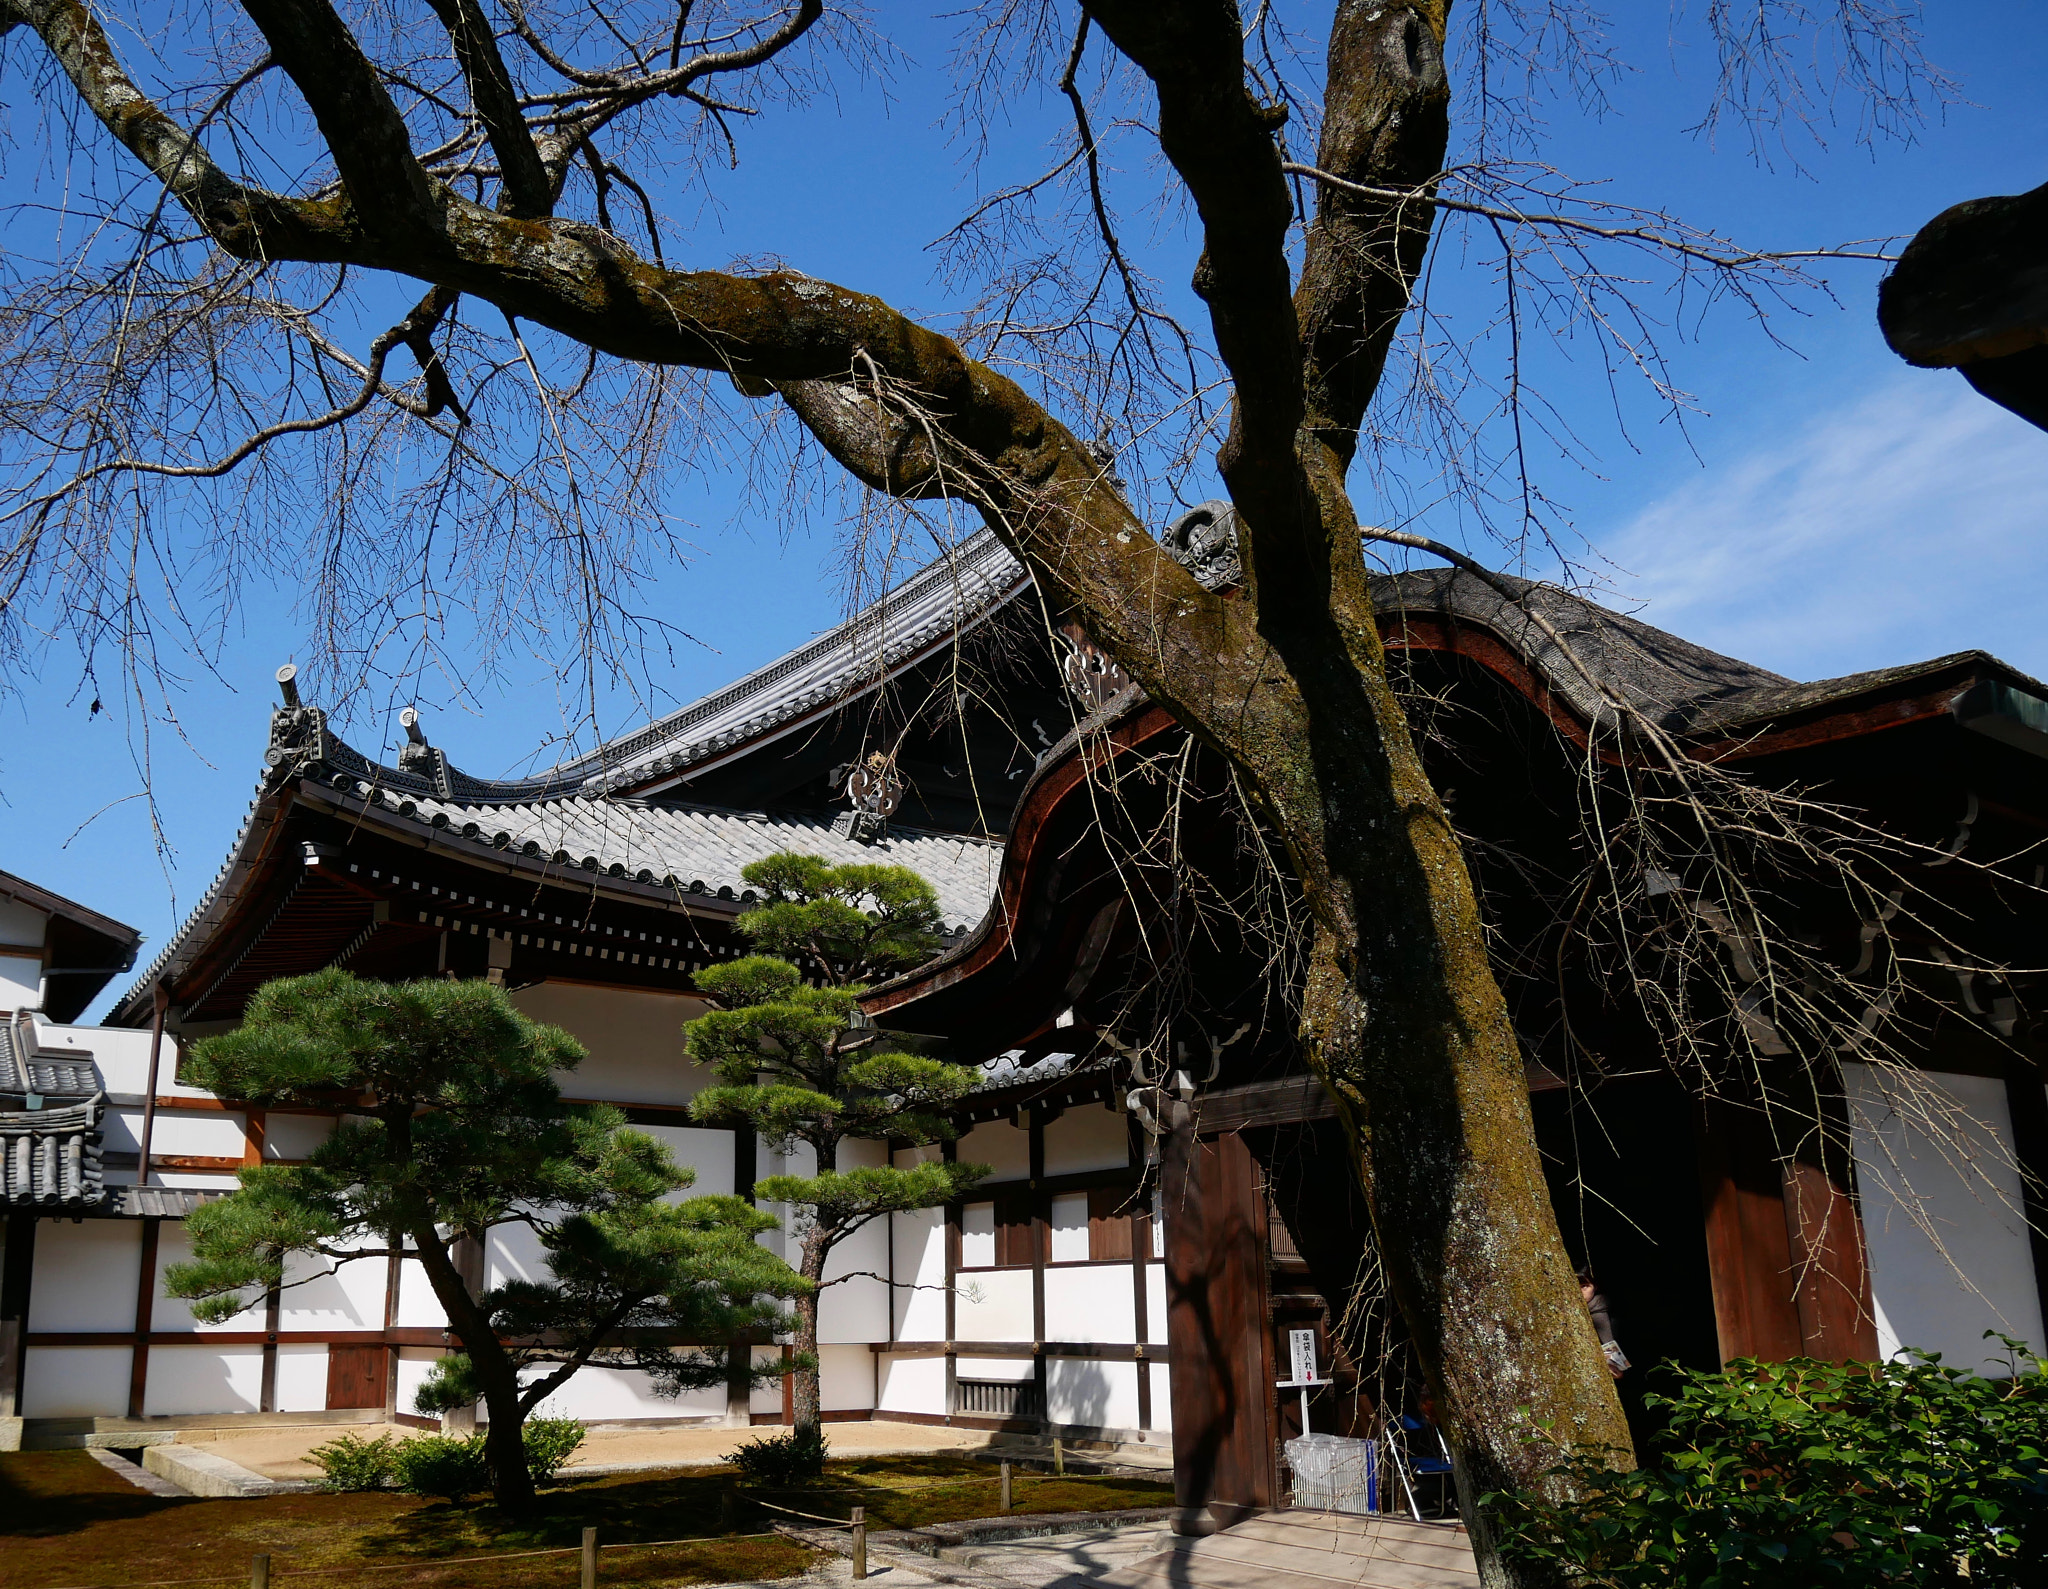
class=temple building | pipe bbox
[3,518,2045,1532]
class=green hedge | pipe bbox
[1492,1339,2048,1587]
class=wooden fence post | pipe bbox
[722,1487,738,1532]
[851,1505,866,1581]
[249,1556,270,1589]
[581,1525,598,1589]
[1001,1459,1012,1511]
[1053,1436,1064,1476]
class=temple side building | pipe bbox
[3,521,2045,1536]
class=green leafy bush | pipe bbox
[391,1433,491,1503]
[522,1416,586,1483]
[306,1431,396,1491]
[729,1425,829,1486]
[1492,1339,2048,1587]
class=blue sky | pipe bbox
[3,3,2044,1019]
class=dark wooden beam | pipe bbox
[127,1220,159,1418]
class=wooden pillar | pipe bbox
[942,1136,958,1425]
[1162,1110,1274,1534]
[1132,1202,1152,1431]
[1,1213,36,1418]
[128,1219,160,1417]
[1029,1110,1048,1433]
[1778,1096,1879,1362]
[440,1235,484,1431]
[136,988,169,1185]
[1695,1098,1803,1363]
[381,1245,403,1417]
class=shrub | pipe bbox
[523,1416,586,1483]
[1491,1338,2048,1588]
[307,1431,396,1491]
[729,1425,829,1486]
[391,1433,491,1503]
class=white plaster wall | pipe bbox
[1148,1363,1171,1430]
[957,1121,1029,1183]
[820,1343,876,1410]
[0,897,48,947]
[277,1238,387,1332]
[28,1219,140,1331]
[1846,1064,2047,1368]
[1047,1357,1140,1431]
[1145,1267,1168,1345]
[274,1343,331,1413]
[263,1114,336,1160]
[637,1124,735,1199]
[149,1172,240,1191]
[0,954,43,1010]
[20,1346,130,1416]
[955,1354,1033,1382]
[750,1345,786,1414]
[151,1223,264,1334]
[511,983,707,1106]
[960,1202,997,1268]
[144,1344,264,1415]
[1044,1265,1136,1344]
[755,1139,812,1268]
[1043,1108,1130,1177]
[525,1364,726,1423]
[102,1107,143,1155]
[75,1024,159,1097]
[148,1111,250,1159]
[955,1268,1033,1341]
[395,1347,444,1417]
[1048,1194,1090,1262]
[877,1351,947,1415]
[893,1206,946,1341]
[393,1255,451,1328]
[818,1139,890,1343]
[487,1220,550,1290]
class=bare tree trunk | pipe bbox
[409,1221,537,1512]
[792,1239,828,1440]
[12,0,1631,1565]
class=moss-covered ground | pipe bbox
[0,1449,1173,1588]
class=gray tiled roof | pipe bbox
[315,530,1028,804]
[1372,567,2043,738]
[386,792,1004,935]
[115,537,1026,1020]
[106,1186,228,1219]
[2,1011,99,1097]
[1371,567,1793,732]
[1,1098,105,1208]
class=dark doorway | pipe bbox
[1532,1076,1722,1450]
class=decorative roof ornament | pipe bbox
[1163,500,1243,592]
[833,751,904,844]
[397,707,456,799]
[264,664,331,782]
[1063,635,1131,714]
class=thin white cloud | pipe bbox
[1598,374,2048,683]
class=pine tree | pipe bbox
[167,970,802,1511]
[688,854,989,1449]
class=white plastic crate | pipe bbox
[1285,1432,1378,1514]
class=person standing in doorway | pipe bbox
[1579,1268,1630,1379]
